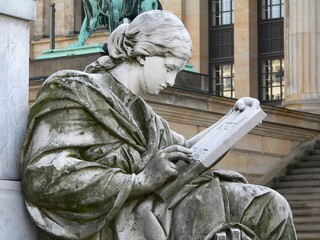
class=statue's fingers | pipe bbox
[243,97,252,106]
[163,145,193,155]
[165,162,179,176]
[251,98,260,108]
[234,99,246,111]
[243,97,260,108]
[165,152,192,163]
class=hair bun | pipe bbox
[108,23,133,60]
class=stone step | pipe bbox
[309,149,320,155]
[297,232,320,240]
[289,200,320,209]
[294,216,320,223]
[281,193,320,201]
[270,141,320,239]
[280,174,320,181]
[296,161,320,168]
[275,180,320,188]
[313,145,320,150]
[302,155,320,161]
[288,167,320,174]
[295,223,320,231]
[275,187,320,194]
[292,207,320,217]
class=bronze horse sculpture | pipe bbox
[71,0,162,47]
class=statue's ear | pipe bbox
[136,56,146,65]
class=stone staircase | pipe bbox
[272,141,320,240]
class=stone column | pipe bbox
[234,0,259,99]
[184,0,208,73]
[283,0,320,114]
[0,0,38,239]
[32,0,51,38]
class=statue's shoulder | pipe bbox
[38,70,119,101]
[44,70,91,85]
[42,69,113,90]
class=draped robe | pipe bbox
[21,70,297,240]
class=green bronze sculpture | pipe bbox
[70,0,162,47]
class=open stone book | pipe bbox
[156,106,267,201]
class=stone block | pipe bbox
[234,134,262,152]
[247,154,279,175]
[262,137,292,155]
[168,121,198,139]
[215,151,248,173]
[0,181,38,239]
[0,14,29,180]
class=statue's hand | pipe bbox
[233,97,260,111]
[136,145,193,192]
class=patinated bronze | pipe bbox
[70,0,162,47]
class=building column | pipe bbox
[234,0,259,99]
[283,0,320,114]
[0,0,38,238]
[184,0,209,73]
[160,0,209,74]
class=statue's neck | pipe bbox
[108,62,143,97]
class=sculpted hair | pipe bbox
[85,10,192,73]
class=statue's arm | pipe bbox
[22,109,141,219]
[23,148,136,214]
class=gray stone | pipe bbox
[22,10,297,240]
[0,181,38,240]
[0,1,38,239]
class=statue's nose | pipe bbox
[166,75,176,87]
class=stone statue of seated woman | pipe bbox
[21,10,297,240]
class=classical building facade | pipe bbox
[30,0,320,113]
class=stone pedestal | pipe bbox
[36,44,105,59]
[0,0,38,239]
[283,0,320,114]
[0,181,37,239]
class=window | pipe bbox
[261,0,284,20]
[211,0,234,26]
[259,22,284,55]
[259,0,284,103]
[209,0,235,98]
[212,64,235,98]
[209,0,234,97]
[261,59,284,101]
[210,28,234,59]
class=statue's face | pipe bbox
[140,56,187,95]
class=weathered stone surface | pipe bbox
[0,181,38,239]
[22,10,297,239]
[0,1,38,239]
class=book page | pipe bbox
[155,106,267,201]
[191,106,267,168]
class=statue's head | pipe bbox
[108,10,193,63]
[85,10,192,74]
